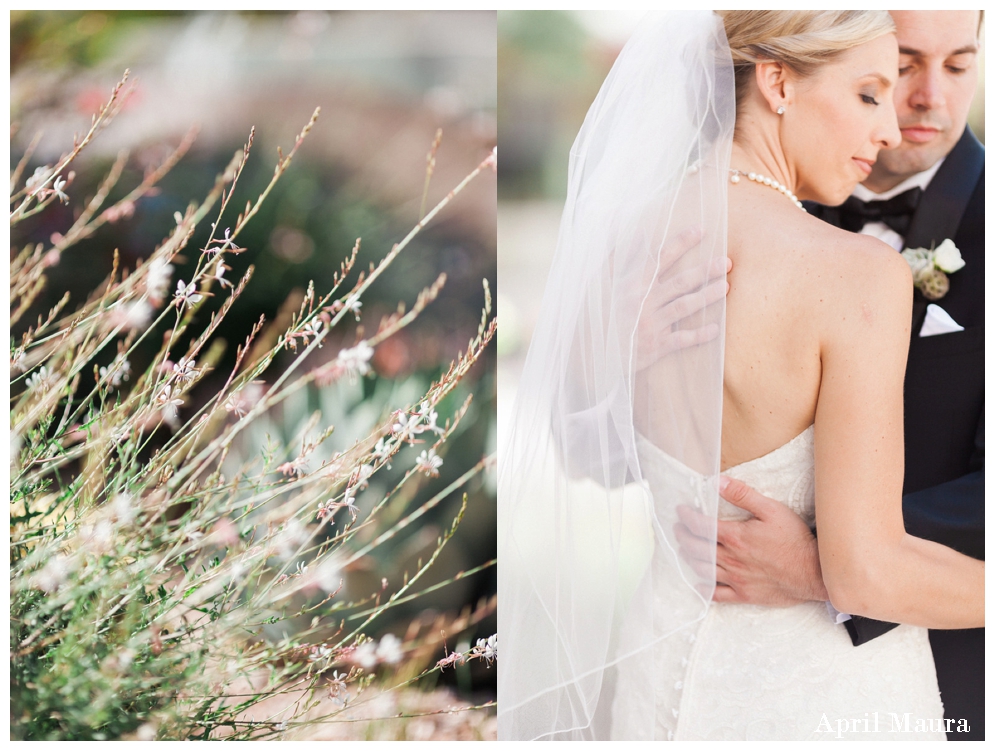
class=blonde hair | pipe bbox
[716,11,896,110]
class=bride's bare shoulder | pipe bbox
[797,217,913,339]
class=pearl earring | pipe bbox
[776,105,785,115]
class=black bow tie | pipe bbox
[838,187,922,236]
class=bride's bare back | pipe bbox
[721,185,908,471]
[719,177,984,631]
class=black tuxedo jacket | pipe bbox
[809,127,985,739]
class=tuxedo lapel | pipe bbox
[903,127,985,252]
[904,128,984,335]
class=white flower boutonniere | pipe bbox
[900,239,965,301]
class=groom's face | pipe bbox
[868,11,980,189]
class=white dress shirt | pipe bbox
[849,158,945,251]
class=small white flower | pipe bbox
[51,176,69,204]
[174,279,203,308]
[900,247,931,280]
[321,454,344,480]
[341,486,358,519]
[224,383,263,418]
[932,238,965,274]
[26,165,53,191]
[145,257,174,304]
[86,519,114,551]
[372,437,393,468]
[172,357,200,383]
[376,634,404,665]
[213,261,233,289]
[112,492,136,525]
[277,455,310,478]
[205,227,243,256]
[110,300,154,330]
[35,555,68,592]
[417,401,444,436]
[157,384,183,409]
[392,412,413,436]
[157,384,183,427]
[415,448,443,477]
[355,464,374,490]
[25,365,54,391]
[302,319,325,347]
[475,634,497,664]
[99,356,131,388]
[327,670,349,706]
[344,296,362,321]
[902,240,963,301]
[351,641,378,670]
[225,396,247,417]
[335,341,374,380]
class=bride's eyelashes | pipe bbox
[860,93,881,105]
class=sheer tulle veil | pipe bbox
[498,11,735,740]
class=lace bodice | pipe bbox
[721,425,816,524]
[612,425,945,741]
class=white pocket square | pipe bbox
[919,304,965,337]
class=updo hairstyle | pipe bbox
[716,11,896,112]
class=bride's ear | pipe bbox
[754,60,792,115]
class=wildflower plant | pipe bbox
[10,72,497,741]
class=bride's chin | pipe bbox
[803,181,854,208]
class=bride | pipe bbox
[498,10,984,741]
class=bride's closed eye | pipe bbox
[860,93,881,105]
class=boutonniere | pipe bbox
[900,239,965,301]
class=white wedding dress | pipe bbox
[612,426,946,741]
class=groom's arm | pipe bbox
[679,411,985,639]
[904,407,984,561]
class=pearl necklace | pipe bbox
[729,169,806,211]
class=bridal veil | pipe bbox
[498,11,735,740]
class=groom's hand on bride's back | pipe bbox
[634,227,731,372]
[674,476,829,606]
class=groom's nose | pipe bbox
[907,66,947,112]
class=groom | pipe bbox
[676,10,984,741]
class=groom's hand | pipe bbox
[635,227,731,371]
[674,476,829,606]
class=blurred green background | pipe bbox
[11,10,497,696]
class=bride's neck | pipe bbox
[730,130,797,194]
